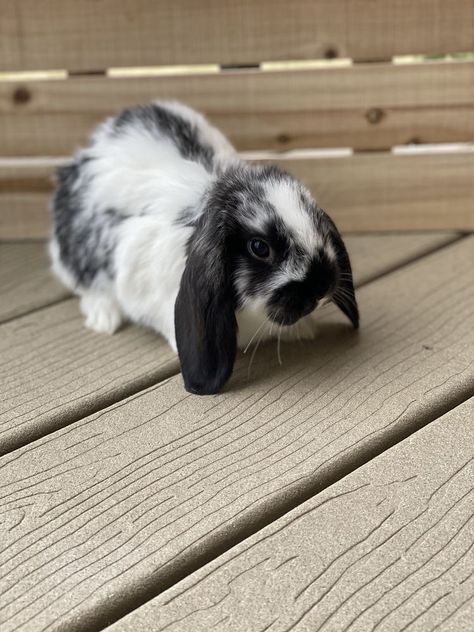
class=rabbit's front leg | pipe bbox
[80,289,123,335]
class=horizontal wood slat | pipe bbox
[1,0,473,71]
[281,151,474,232]
[0,233,459,454]
[0,238,472,631]
[108,400,474,632]
[1,61,473,155]
[1,151,473,238]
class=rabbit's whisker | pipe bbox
[334,287,357,307]
[243,319,267,354]
[277,324,283,365]
[299,317,314,338]
[296,322,302,343]
[247,322,267,378]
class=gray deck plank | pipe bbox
[109,399,474,632]
[0,237,472,632]
[0,242,69,323]
[337,233,460,285]
[0,302,179,455]
[0,233,457,455]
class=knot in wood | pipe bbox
[13,86,32,105]
[277,133,291,145]
[366,107,385,124]
[324,46,338,59]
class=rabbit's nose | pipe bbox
[300,297,318,318]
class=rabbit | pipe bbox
[50,100,359,395]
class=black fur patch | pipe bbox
[267,252,337,325]
[114,104,215,172]
[53,161,122,287]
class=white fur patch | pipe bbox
[114,215,191,351]
[263,179,323,253]
[80,291,123,334]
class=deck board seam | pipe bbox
[0,295,72,326]
[350,232,465,286]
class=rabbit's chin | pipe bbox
[236,303,318,349]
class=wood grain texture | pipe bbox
[0,242,69,322]
[2,61,473,155]
[0,300,179,455]
[1,0,473,71]
[277,151,474,232]
[2,151,473,239]
[0,233,457,455]
[0,193,52,240]
[337,234,460,287]
[108,399,474,632]
[0,238,472,631]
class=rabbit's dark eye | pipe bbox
[248,238,271,260]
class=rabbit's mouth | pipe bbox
[267,300,319,327]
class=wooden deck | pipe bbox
[0,233,473,632]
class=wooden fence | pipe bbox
[1,0,473,238]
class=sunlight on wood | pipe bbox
[261,58,352,71]
[0,70,67,82]
[107,64,219,77]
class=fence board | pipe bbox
[0,238,472,630]
[107,400,474,632]
[1,61,473,155]
[282,151,474,231]
[1,0,473,71]
[1,151,473,239]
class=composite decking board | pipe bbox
[0,300,180,456]
[108,399,474,632]
[0,233,458,455]
[0,242,69,323]
[337,233,460,286]
[0,238,472,632]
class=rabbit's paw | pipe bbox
[80,292,123,334]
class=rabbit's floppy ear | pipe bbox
[319,210,359,329]
[330,229,359,329]
[175,206,237,395]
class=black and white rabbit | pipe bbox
[50,101,358,395]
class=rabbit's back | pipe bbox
[51,101,239,293]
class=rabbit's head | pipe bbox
[175,165,358,395]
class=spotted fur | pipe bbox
[50,100,358,394]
